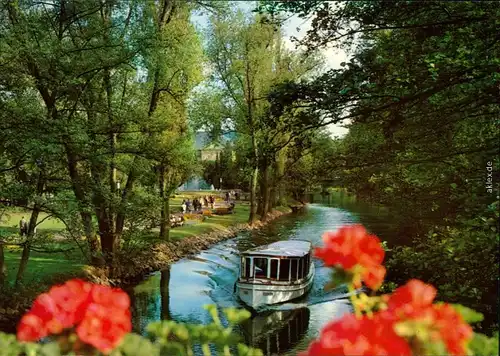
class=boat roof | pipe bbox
[242,240,312,257]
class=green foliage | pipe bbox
[1,302,497,355]
[0,0,207,262]
[386,214,498,333]
[198,4,327,219]
[449,304,484,324]
[0,332,61,356]
[0,305,262,356]
[263,0,500,332]
[469,332,500,356]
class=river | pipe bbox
[128,193,399,355]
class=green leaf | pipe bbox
[38,343,61,356]
[223,307,252,325]
[449,304,484,323]
[237,343,264,356]
[0,333,23,356]
[116,333,159,356]
[469,332,499,356]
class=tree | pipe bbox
[142,2,203,240]
[0,0,205,270]
[202,6,324,221]
[259,0,500,332]
[204,8,278,223]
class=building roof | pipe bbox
[242,240,312,257]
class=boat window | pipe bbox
[290,259,298,281]
[254,257,268,278]
[298,257,304,279]
[241,257,245,277]
[245,257,252,278]
[279,259,290,281]
[270,259,279,279]
[303,255,307,278]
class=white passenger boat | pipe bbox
[236,240,315,309]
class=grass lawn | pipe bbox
[0,211,65,235]
[3,249,85,285]
[0,193,284,286]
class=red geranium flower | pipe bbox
[315,225,386,290]
[300,313,412,356]
[77,303,131,354]
[431,303,473,356]
[387,280,473,355]
[17,313,48,342]
[387,279,437,319]
[17,279,131,355]
[90,284,130,310]
[17,279,92,341]
[362,263,386,290]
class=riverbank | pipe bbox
[84,207,294,286]
[0,205,297,332]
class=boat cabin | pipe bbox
[239,241,312,282]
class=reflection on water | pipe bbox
[241,308,310,355]
[128,201,390,354]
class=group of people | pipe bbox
[181,196,215,213]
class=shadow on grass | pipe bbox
[3,249,85,286]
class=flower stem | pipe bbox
[348,284,361,318]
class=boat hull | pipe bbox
[236,264,315,308]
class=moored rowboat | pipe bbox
[236,240,315,309]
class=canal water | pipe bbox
[128,194,395,355]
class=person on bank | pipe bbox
[19,217,28,236]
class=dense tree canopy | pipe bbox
[258,0,499,332]
[0,0,206,276]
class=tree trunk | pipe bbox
[261,165,270,222]
[65,146,100,259]
[257,165,265,217]
[115,169,135,236]
[160,268,171,320]
[276,150,286,206]
[159,166,171,240]
[15,170,44,285]
[81,211,101,265]
[99,218,115,264]
[0,244,6,286]
[268,162,277,213]
[15,206,41,286]
[248,164,259,225]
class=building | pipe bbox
[178,131,235,191]
[195,132,225,161]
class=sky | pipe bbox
[191,1,350,138]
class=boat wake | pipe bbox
[256,290,356,313]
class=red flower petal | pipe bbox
[300,313,411,356]
[17,314,48,342]
[77,304,131,354]
[388,279,437,318]
[432,304,473,356]
[363,264,386,290]
[90,285,130,310]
